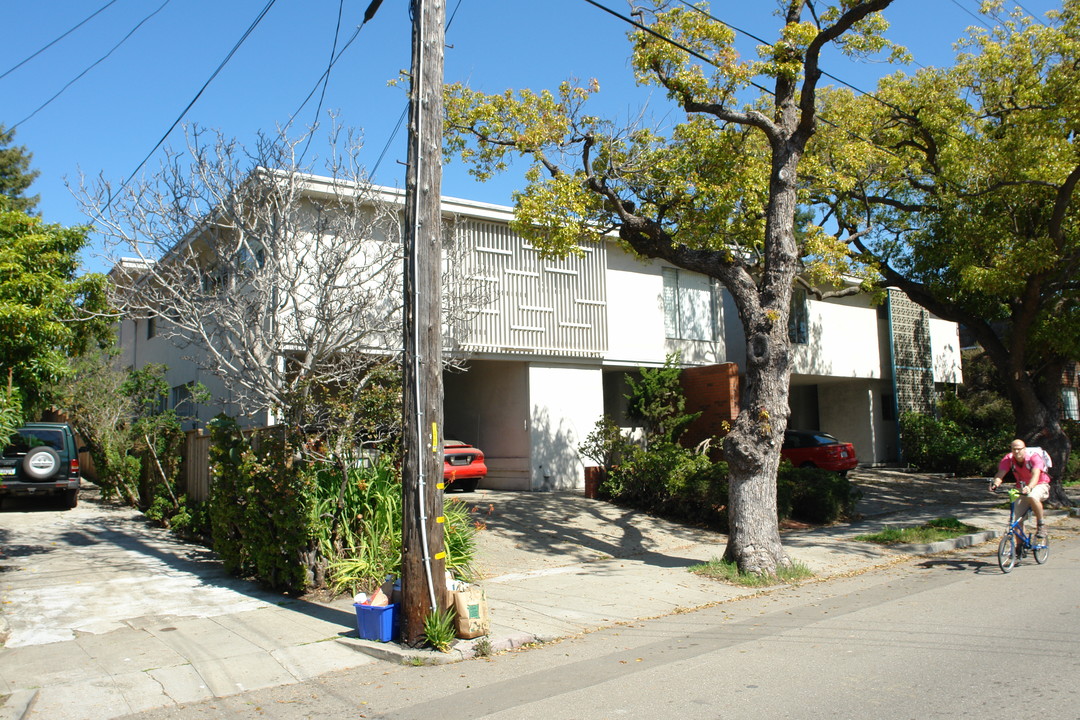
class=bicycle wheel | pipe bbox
[1034,538,1050,565]
[998,532,1017,573]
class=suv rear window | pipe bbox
[3,429,66,456]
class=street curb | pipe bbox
[337,630,546,666]
[889,530,997,555]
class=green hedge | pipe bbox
[899,411,997,476]
[778,464,862,523]
[604,445,857,530]
[208,417,314,593]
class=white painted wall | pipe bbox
[528,364,605,491]
[604,245,726,367]
[604,250,668,364]
[930,317,963,384]
[792,296,884,380]
[123,317,268,427]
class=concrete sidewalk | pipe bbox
[1,470,1075,719]
[339,469,1076,664]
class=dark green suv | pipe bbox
[0,423,84,509]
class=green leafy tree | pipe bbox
[55,349,141,503]
[0,202,112,419]
[815,1,1080,503]
[444,0,900,573]
[0,125,39,214]
[625,354,700,448]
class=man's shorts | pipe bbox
[1019,483,1050,502]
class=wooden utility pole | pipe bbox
[400,0,449,646]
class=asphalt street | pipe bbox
[112,524,1080,720]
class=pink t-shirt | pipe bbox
[998,450,1048,486]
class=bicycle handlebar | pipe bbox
[988,484,1022,501]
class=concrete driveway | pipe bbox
[0,486,374,720]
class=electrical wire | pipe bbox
[369,0,464,181]
[10,0,171,131]
[297,0,347,162]
[95,0,279,219]
[0,0,120,81]
[948,0,993,29]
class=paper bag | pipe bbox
[453,585,489,639]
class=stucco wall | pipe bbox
[528,364,605,491]
[604,246,725,367]
[930,317,963,384]
[792,296,883,380]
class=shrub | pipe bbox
[604,443,728,528]
[1063,420,1080,484]
[578,415,626,472]
[315,455,478,595]
[208,417,314,592]
[899,412,991,476]
[778,464,861,524]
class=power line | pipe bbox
[10,1,171,131]
[101,0,280,216]
[948,0,993,29]
[369,0,465,181]
[0,0,120,81]
[296,0,348,162]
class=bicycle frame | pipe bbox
[997,491,1049,573]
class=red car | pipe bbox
[781,430,858,475]
[443,439,487,492]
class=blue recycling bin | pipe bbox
[353,603,397,642]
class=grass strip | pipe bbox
[854,517,981,545]
[689,558,813,587]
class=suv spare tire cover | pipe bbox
[24,446,61,479]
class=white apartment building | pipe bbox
[114,182,963,491]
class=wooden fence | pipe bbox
[181,424,284,502]
[183,429,212,502]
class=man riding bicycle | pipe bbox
[988,439,1049,542]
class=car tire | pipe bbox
[23,446,61,480]
[63,489,79,509]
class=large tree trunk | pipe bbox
[721,144,802,574]
[723,325,793,574]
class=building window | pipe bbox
[789,288,808,345]
[662,267,717,342]
[1064,387,1079,421]
[146,316,157,339]
[171,383,195,418]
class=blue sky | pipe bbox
[1,0,1061,273]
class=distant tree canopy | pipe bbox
[0,202,111,419]
[0,125,39,214]
[814,0,1080,502]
